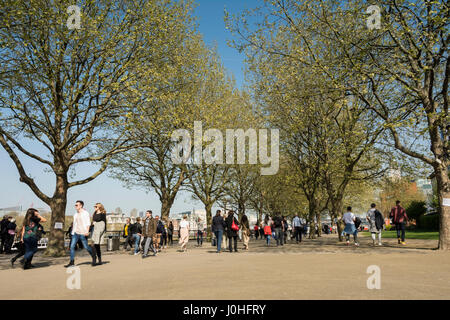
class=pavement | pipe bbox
[0,234,448,299]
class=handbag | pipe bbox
[231,219,239,231]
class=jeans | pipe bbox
[23,236,38,261]
[143,236,156,256]
[294,226,303,242]
[124,235,133,250]
[197,230,203,246]
[70,233,93,261]
[133,234,141,253]
[214,230,223,252]
[396,222,406,241]
[228,235,238,252]
[274,227,283,245]
[265,234,271,245]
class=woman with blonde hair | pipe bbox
[178,215,190,252]
[91,203,107,265]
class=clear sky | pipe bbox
[0,0,260,216]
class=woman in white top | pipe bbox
[342,206,359,246]
[179,215,190,252]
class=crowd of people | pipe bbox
[0,199,409,270]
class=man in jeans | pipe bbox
[390,200,409,245]
[212,210,226,253]
[197,218,205,247]
[272,213,284,246]
[132,217,142,255]
[292,214,303,243]
[142,210,157,258]
[65,200,96,267]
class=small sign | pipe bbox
[443,198,450,207]
[54,222,63,229]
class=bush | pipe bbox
[406,201,427,226]
[418,214,439,231]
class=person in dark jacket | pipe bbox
[21,208,47,269]
[132,217,143,255]
[4,218,17,254]
[123,218,133,251]
[155,216,164,252]
[390,200,409,245]
[272,213,284,246]
[0,216,10,253]
[168,221,174,246]
[211,210,226,253]
[225,210,239,253]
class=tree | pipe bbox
[0,0,198,255]
[109,33,206,219]
[227,0,449,247]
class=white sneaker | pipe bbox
[354,243,359,246]
[378,242,382,246]
[134,252,138,255]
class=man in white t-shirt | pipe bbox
[65,200,96,267]
[342,206,359,246]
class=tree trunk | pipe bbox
[308,199,317,239]
[238,201,245,220]
[436,165,450,250]
[330,198,344,241]
[161,196,172,220]
[205,202,213,231]
[44,174,68,257]
[316,212,322,237]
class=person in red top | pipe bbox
[254,224,259,240]
[390,200,409,245]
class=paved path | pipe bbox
[0,234,448,299]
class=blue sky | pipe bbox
[0,0,260,216]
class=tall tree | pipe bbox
[0,0,197,255]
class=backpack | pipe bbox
[354,216,362,228]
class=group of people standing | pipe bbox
[211,210,251,253]
[4,199,410,270]
[341,200,409,246]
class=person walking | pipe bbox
[366,203,385,246]
[390,200,409,245]
[212,210,226,253]
[132,217,142,255]
[21,208,47,269]
[155,215,163,252]
[161,218,168,249]
[123,218,133,251]
[254,223,259,240]
[179,215,190,252]
[282,216,289,243]
[240,214,250,250]
[225,211,239,252]
[0,216,10,253]
[65,201,96,267]
[5,218,17,254]
[197,218,205,247]
[142,210,157,258]
[292,214,303,243]
[91,203,107,265]
[272,213,284,246]
[10,231,25,268]
[263,216,272,246]
[168,220,174,246]
[342,206,359,246]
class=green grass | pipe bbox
[360,230,439,240]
